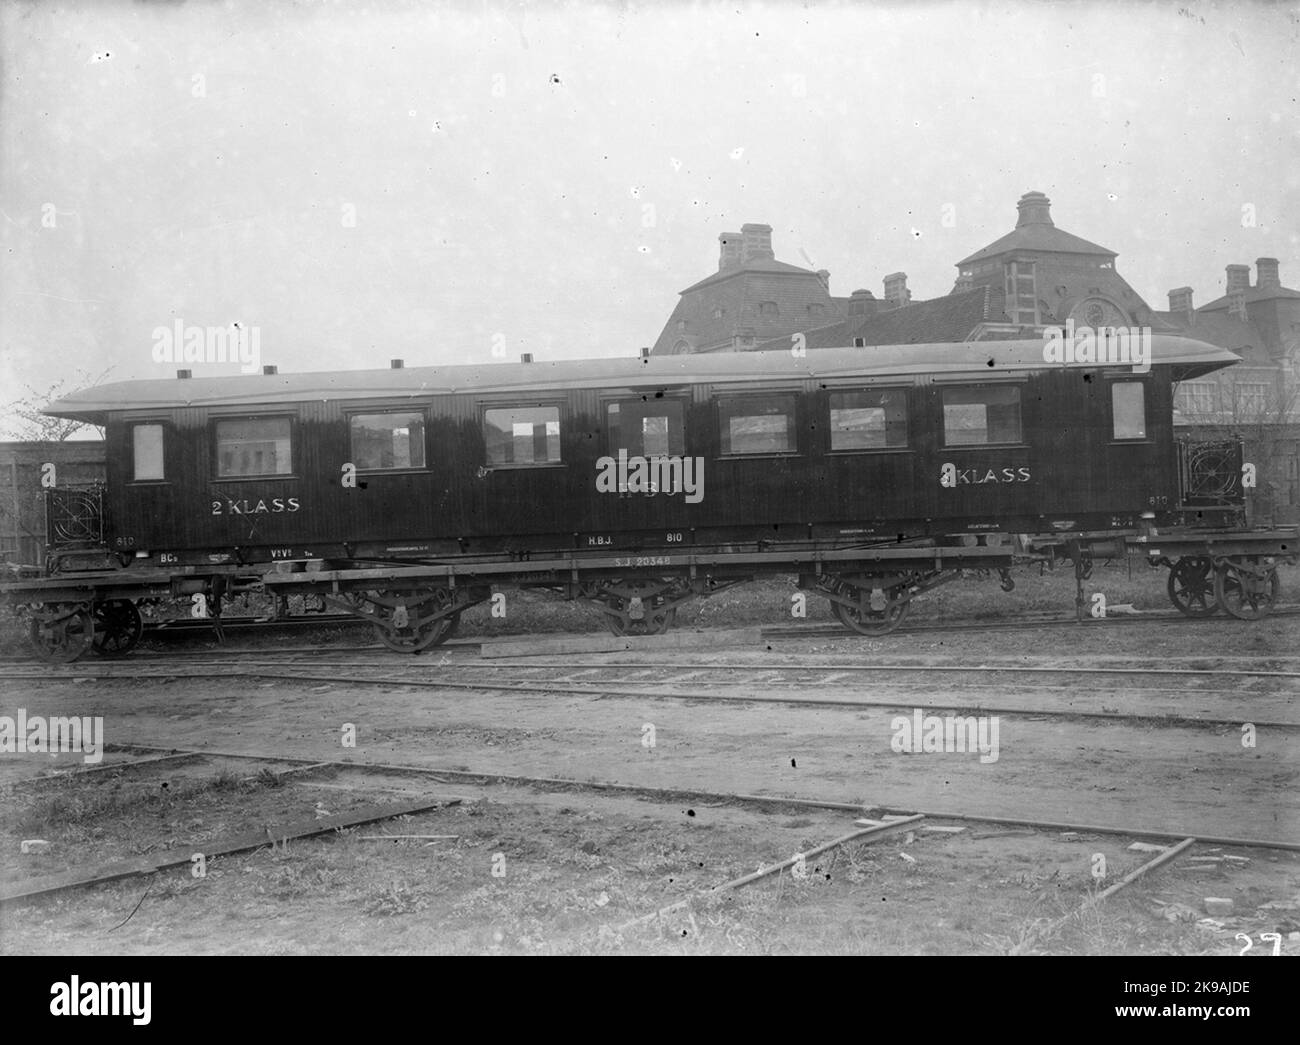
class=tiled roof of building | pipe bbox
[1198,286,1300,310]
[752,287,995,350]
[679,257,823,293]
[957,224,1116,265]
[957,190,1116,265]
[1148,309,1273,365]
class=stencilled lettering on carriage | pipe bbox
[0,709,104,764]
[940,463,1031,488]
[151,318,261,374]
[49,976,151,1025]
[595,450,704,503]
[1041,321,1151,374]
[210,497,301,515]
[890,710,1000,764]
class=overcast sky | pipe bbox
[1,0,1297,435]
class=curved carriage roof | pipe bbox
[45,335,1239,423]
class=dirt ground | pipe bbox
[1,566,1297,954]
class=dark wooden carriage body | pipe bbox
[5,336,1294,659]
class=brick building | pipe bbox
[650,192,1299,522]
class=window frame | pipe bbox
[211,413,297,481]
[601,395,689,459]
[345,407,430,474]
[939,383,1026,449]
[715,392,801,458]
[1108,379,1149,442]
[128,421,168,484]
[479,400,567,470]
[826,386,911,455]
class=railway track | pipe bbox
[3,651,1298,729]
[13,742,1300,855]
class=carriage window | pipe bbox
[607,400,685,457]
[215,417,293,477]
[1111,382,1146,440]
[718,395,797,455]
[484,405,562,466]
[829,390,908,450]
[350,411,426,470]
[942,386,1022,446]
[132,424,164,480]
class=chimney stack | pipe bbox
[739,223,774,264]
[1256,257,1281,289]
[1167,286,1194,318]
[1228,288,1248,321]
[1226,264,1250,293]
[176,369,191,380]
[718,232,743,271]
[816,268,830,290]
[883,272,911,308]
[390,359,404,369]
[1016,191,1054,228]
[262,364,277,375]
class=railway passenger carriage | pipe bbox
[4,336,1295,660]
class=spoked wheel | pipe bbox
[1167,556,1219,617]
[1213,560,1280,621]
[831,584,911,636]
[362,588,459,652]
[92,599,144,657]
[28,606,93,663]
[597,579,678,636]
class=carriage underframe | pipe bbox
[4,529,1295,662]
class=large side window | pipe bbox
[484,405,562,466]
[607,399,685,457]
[718,394,798,455]
[942,385,1022,446]
[215,417,293,477]
[132,424,165,481]
[829,389,908,450]
[1111,382,1147,440]
[349,411,426,470]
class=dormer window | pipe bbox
[759,301,779,317]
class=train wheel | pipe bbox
[92,600,143,657]
[28,606,92,663]
[1167,556,1219,617]
[1213,560,1280,621]
[604,606,677,637]
[367,588,458,652]
[831,586,911,636]
[596,579,678,636]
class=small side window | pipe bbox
[1112,381,1146,439]
[484,405,562,466]
[215,417,293,477]
[350,411,426,470]
[942,385,1022,446]
[132,424,164,481]
[829,390,908,450]
[718,394,798,455]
